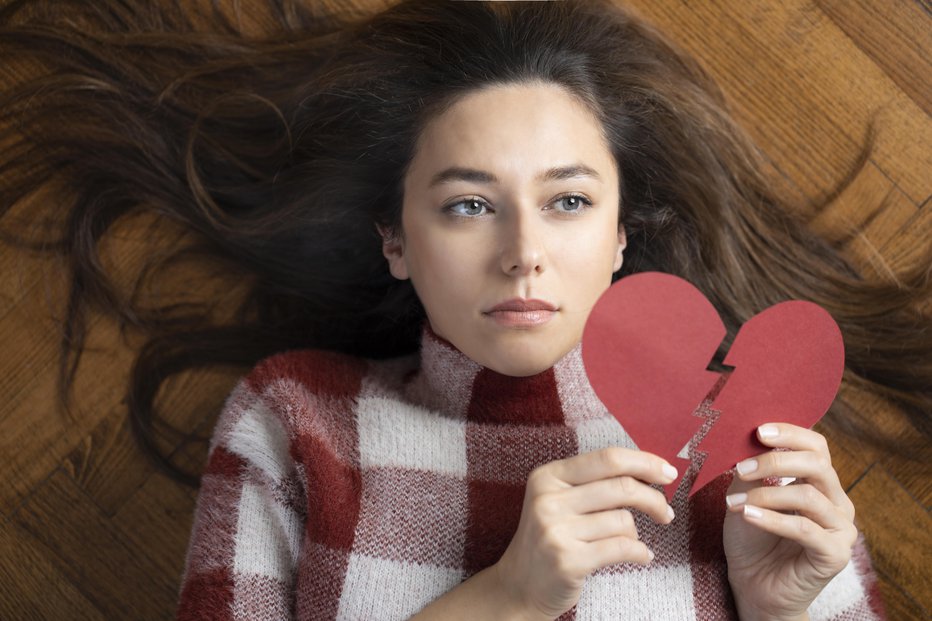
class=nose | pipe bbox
[499,207,545,276]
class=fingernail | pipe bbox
[725,492,747,508]
[735,459,758,476]
[662,463,678,481]
[667,505,675,521]
[743,504,763,519]
[758,425,779,439]
[647,549,655,562]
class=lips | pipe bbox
[485,298,557,313]
[483,298,557,328]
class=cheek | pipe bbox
[552,227,618,268]
[406,235,478,303]
[560,229,619,299]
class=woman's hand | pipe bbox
[723,423,859,621]
[494,446,678,620]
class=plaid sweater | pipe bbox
[177,321,886,620]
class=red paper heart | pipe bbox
[581,272,845,499]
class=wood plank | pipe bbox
[12,468,179,620]
[626,0,932,206]
[0,515,104,621]
[881,448,932,511]
[873,572,928,621]
[843,185,925,284]
[0,243,54,322]
[746,1,931,205]
[804,160,929,286]
[0,311,131,514]
[878,202,932,276]
[0,212,170,417]
[0,286,76,425]
[816,0,932,115]
[113,465,199,582]
[848,464,932,613]
[62,406,156,518]
[821,379,910,492]
[63,364,241,516]
[808,161,899,246]
[0,231,246,602]
[828,368,932,509]
[625,0,853,205]
[0,261,246,514]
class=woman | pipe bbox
[1,0,928,619]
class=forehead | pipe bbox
[406,82,617,185]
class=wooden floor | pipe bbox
[1,1,929,619]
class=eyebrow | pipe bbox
[428,163,602,188]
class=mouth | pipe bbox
[483,298,558,328]
[484,298,558,313]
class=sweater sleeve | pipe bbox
[808,532,887,620]
[176,371,306,621]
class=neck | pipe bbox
[404,320,609,426]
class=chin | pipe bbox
[488,362,551,378]
[484,348,561,378]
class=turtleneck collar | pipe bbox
[402,319,611,426]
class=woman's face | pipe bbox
[382,81,626,376]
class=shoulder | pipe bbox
[216,347,418,445]
[209,348,375,461]
[213,348,370,433]
[242,347,371,399]
[236,346,419,411]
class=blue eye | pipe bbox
[445,197,489,217]
[443,193,593,218]
[552,193,593,213]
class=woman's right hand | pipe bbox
[493,446,679,620]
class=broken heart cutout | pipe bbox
[581,272,845,500]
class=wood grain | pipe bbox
[816,0,932,116]
[0,516,104,620]
[850,465,931,617]
[11,469,179,619]
[1,1,929,619]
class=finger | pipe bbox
[752,424,852,510]
[575,508,638,542]
[565,475,675,525]
[582,534,654,570]
[754,423,830,455]
[734,449,847,507]
[737,504,858,560]
[724,483,851,532]
[735,449,831,482]
[549,446,678,489]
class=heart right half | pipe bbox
[581,271,845,499]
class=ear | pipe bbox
[376,224,410,280]
[613,224,627,272]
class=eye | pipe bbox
[551,193,593,214]
[444,197,490,217]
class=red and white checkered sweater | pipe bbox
[177,321,886,620]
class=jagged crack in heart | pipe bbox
[672,373,729,498]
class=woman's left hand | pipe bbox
[722,422,858,621]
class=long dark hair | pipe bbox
[2,0,929,486]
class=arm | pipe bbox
[176,378,305,620]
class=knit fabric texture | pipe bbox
[176,321,887,620]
